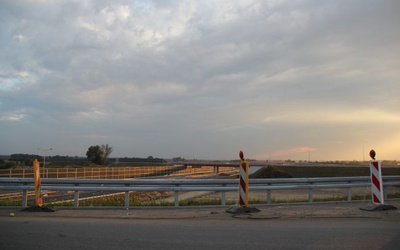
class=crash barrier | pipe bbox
[1,176,400,208]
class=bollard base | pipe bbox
[20,206,56,212]
[360,204,397,212]
[226,205,260,214]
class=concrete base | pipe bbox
[226,205,260,214]
[360,204,397,212]
[20,206,56,212]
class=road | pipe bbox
[1,216,399,250]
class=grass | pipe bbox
[43,192,400,207]
[1,191,400,207]
[2,193,400,207]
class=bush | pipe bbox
[0,160,15,169]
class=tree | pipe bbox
[86,144,113,165]
[100,144,113,164]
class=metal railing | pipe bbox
[0,165,232,179]
[1,176,399,208]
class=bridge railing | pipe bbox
[1,176,399,208]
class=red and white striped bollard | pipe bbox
[369,149,384,204]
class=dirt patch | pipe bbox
[252,165,400,178]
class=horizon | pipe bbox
[1,151,397,163]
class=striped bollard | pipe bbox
[239,150,249,207]
[361,150,397,211]
[369,160,384,204]
[226,151,260,214]
[369,150,384,205]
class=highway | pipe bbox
[1,216,399,250]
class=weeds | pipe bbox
[2,192,399,207]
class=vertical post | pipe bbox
[37,148,52,178]
[369,149,384,205]
[308,188,313,203]
[221,184,226,205]
[125,191,130,209]
[221,192,226,206]
[347,187,352,201]
[174,191,179,207]
[267,190,272,204]
[238,151,249,208]
[74,190,79,208]
[226,151,260,214]
[33,159,43,207]
[22,190,28,207]
[370,160,384,204]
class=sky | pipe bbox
[1,0,400,161]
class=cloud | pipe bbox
[262,108,400,125]
[1,0,399,160]
[256,146,317,160]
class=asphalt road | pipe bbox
[1,216,399,250]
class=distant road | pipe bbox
[1,217,399,250]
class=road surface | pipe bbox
[1,215,399,250]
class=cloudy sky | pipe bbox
[1,0,399,161]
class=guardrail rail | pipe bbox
[1,176,399,208]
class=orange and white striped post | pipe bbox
[33,159,43,207]
[238,150,249,207]
[226,151,260,214]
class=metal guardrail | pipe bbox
[1,176,400,208]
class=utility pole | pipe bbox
[37,148,53,178]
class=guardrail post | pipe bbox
[221,192,226,205]
[22,190,28,207]
[124,191,130,209]
[174,191,179,207]
[221,184,226,205]
[74,190,79,208]
[347,187,352,201]
[267,190,271,204]
[308,188,313,203]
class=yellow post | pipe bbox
[33,159,43,207]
